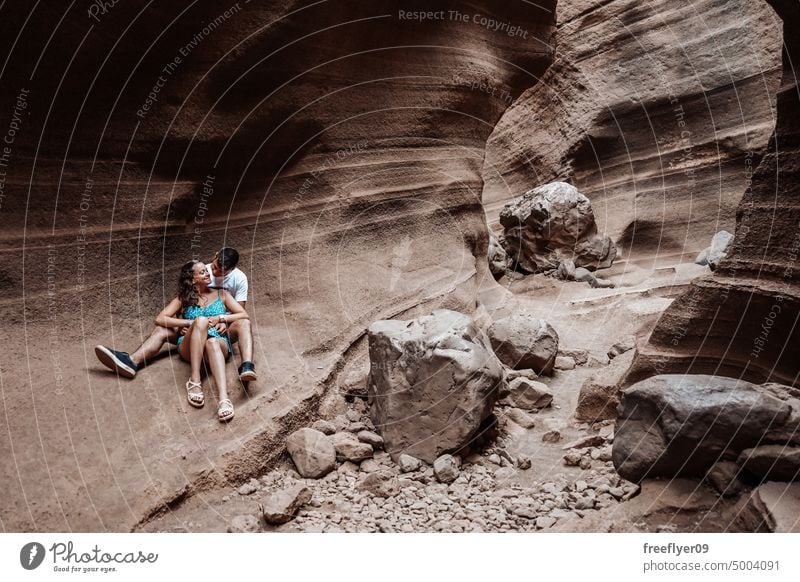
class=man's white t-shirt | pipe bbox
[206,264,248,304]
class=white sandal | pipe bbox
[186,379,205,408]
[218,399,234,422]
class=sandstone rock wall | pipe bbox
[482,0,782,265]
[0,1,556,531]
[628,0,800,388]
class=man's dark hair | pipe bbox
[217,247,240,271]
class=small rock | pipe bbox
[227,514,261,533]
[356,470,401,498]
[330,432,374,462]
[311,420,336,435]
[286,428,337,479]
[347,422,369,433]
[563,451,582,466]
[398,454,423,473]
[562,435,606,450]
[598,424,615,440]
[607,337,635,360]
[705,461,744,497]
[579,456,593,470]
[357,430,384,449]
[542,430,562,443]
[238,483,258,496]
[609,487,625,499]
[507,377,553,410]
[261,484,312,524]
[575,480,588,492]
[345,409,361,422]
[554,356,576,371]
[434,454,461,483]
[360,459,380,473]
[574,497,595,510]
[488,453,503,465]
[516,455,531,470]
[506,407,536,429]
[590,445,613,462]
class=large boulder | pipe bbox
[487,312,559,374]
[367,309,505,464]
[286,428,337,479]
[613,375,798,482]
[499,182,616,273]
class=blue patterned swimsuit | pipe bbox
[177,293,231,353]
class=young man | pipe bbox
[95,247,257,382]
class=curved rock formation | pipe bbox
[0,1,555,531]
[628,0,800,388]
[482,0,782,264]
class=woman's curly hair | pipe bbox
[178,260,202,311]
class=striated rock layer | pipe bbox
[482,0,782,265]
[0,1,555,531]
[628,1,800,388]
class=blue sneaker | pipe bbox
[95,346,137,379]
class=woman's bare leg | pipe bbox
[204,338,229,403]
[178,317,209,382]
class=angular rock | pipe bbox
[499,182,617,272]
[556,258,576,280]
[286,428,337,479]
[575,349,635,422]
[330,432,374,463]
[554,356,576,370]
[563,450,583,466]
[705,461,744,497]
[261,484,312,524]
[433,454,460,483]
[542,430,562,443]
[562,435,606,450]
[357,430,385,449]
[487,312,559,374]
[506,377,553,410]
[310,420,336,435]
[516,455,532,470]
[695,230,733,270]
[607,337,635,360]
[368,309,504,463]
[738,445,800,482]
[506,407,536,429]
[613,375,794,482]
[398,454,423,473]
[356,470,401,498]
[237,483,258,496]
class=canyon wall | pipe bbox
[482,0,782,266]
[628,0,800,387]
[0,0,556,531]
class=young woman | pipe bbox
[156,260,249,421]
